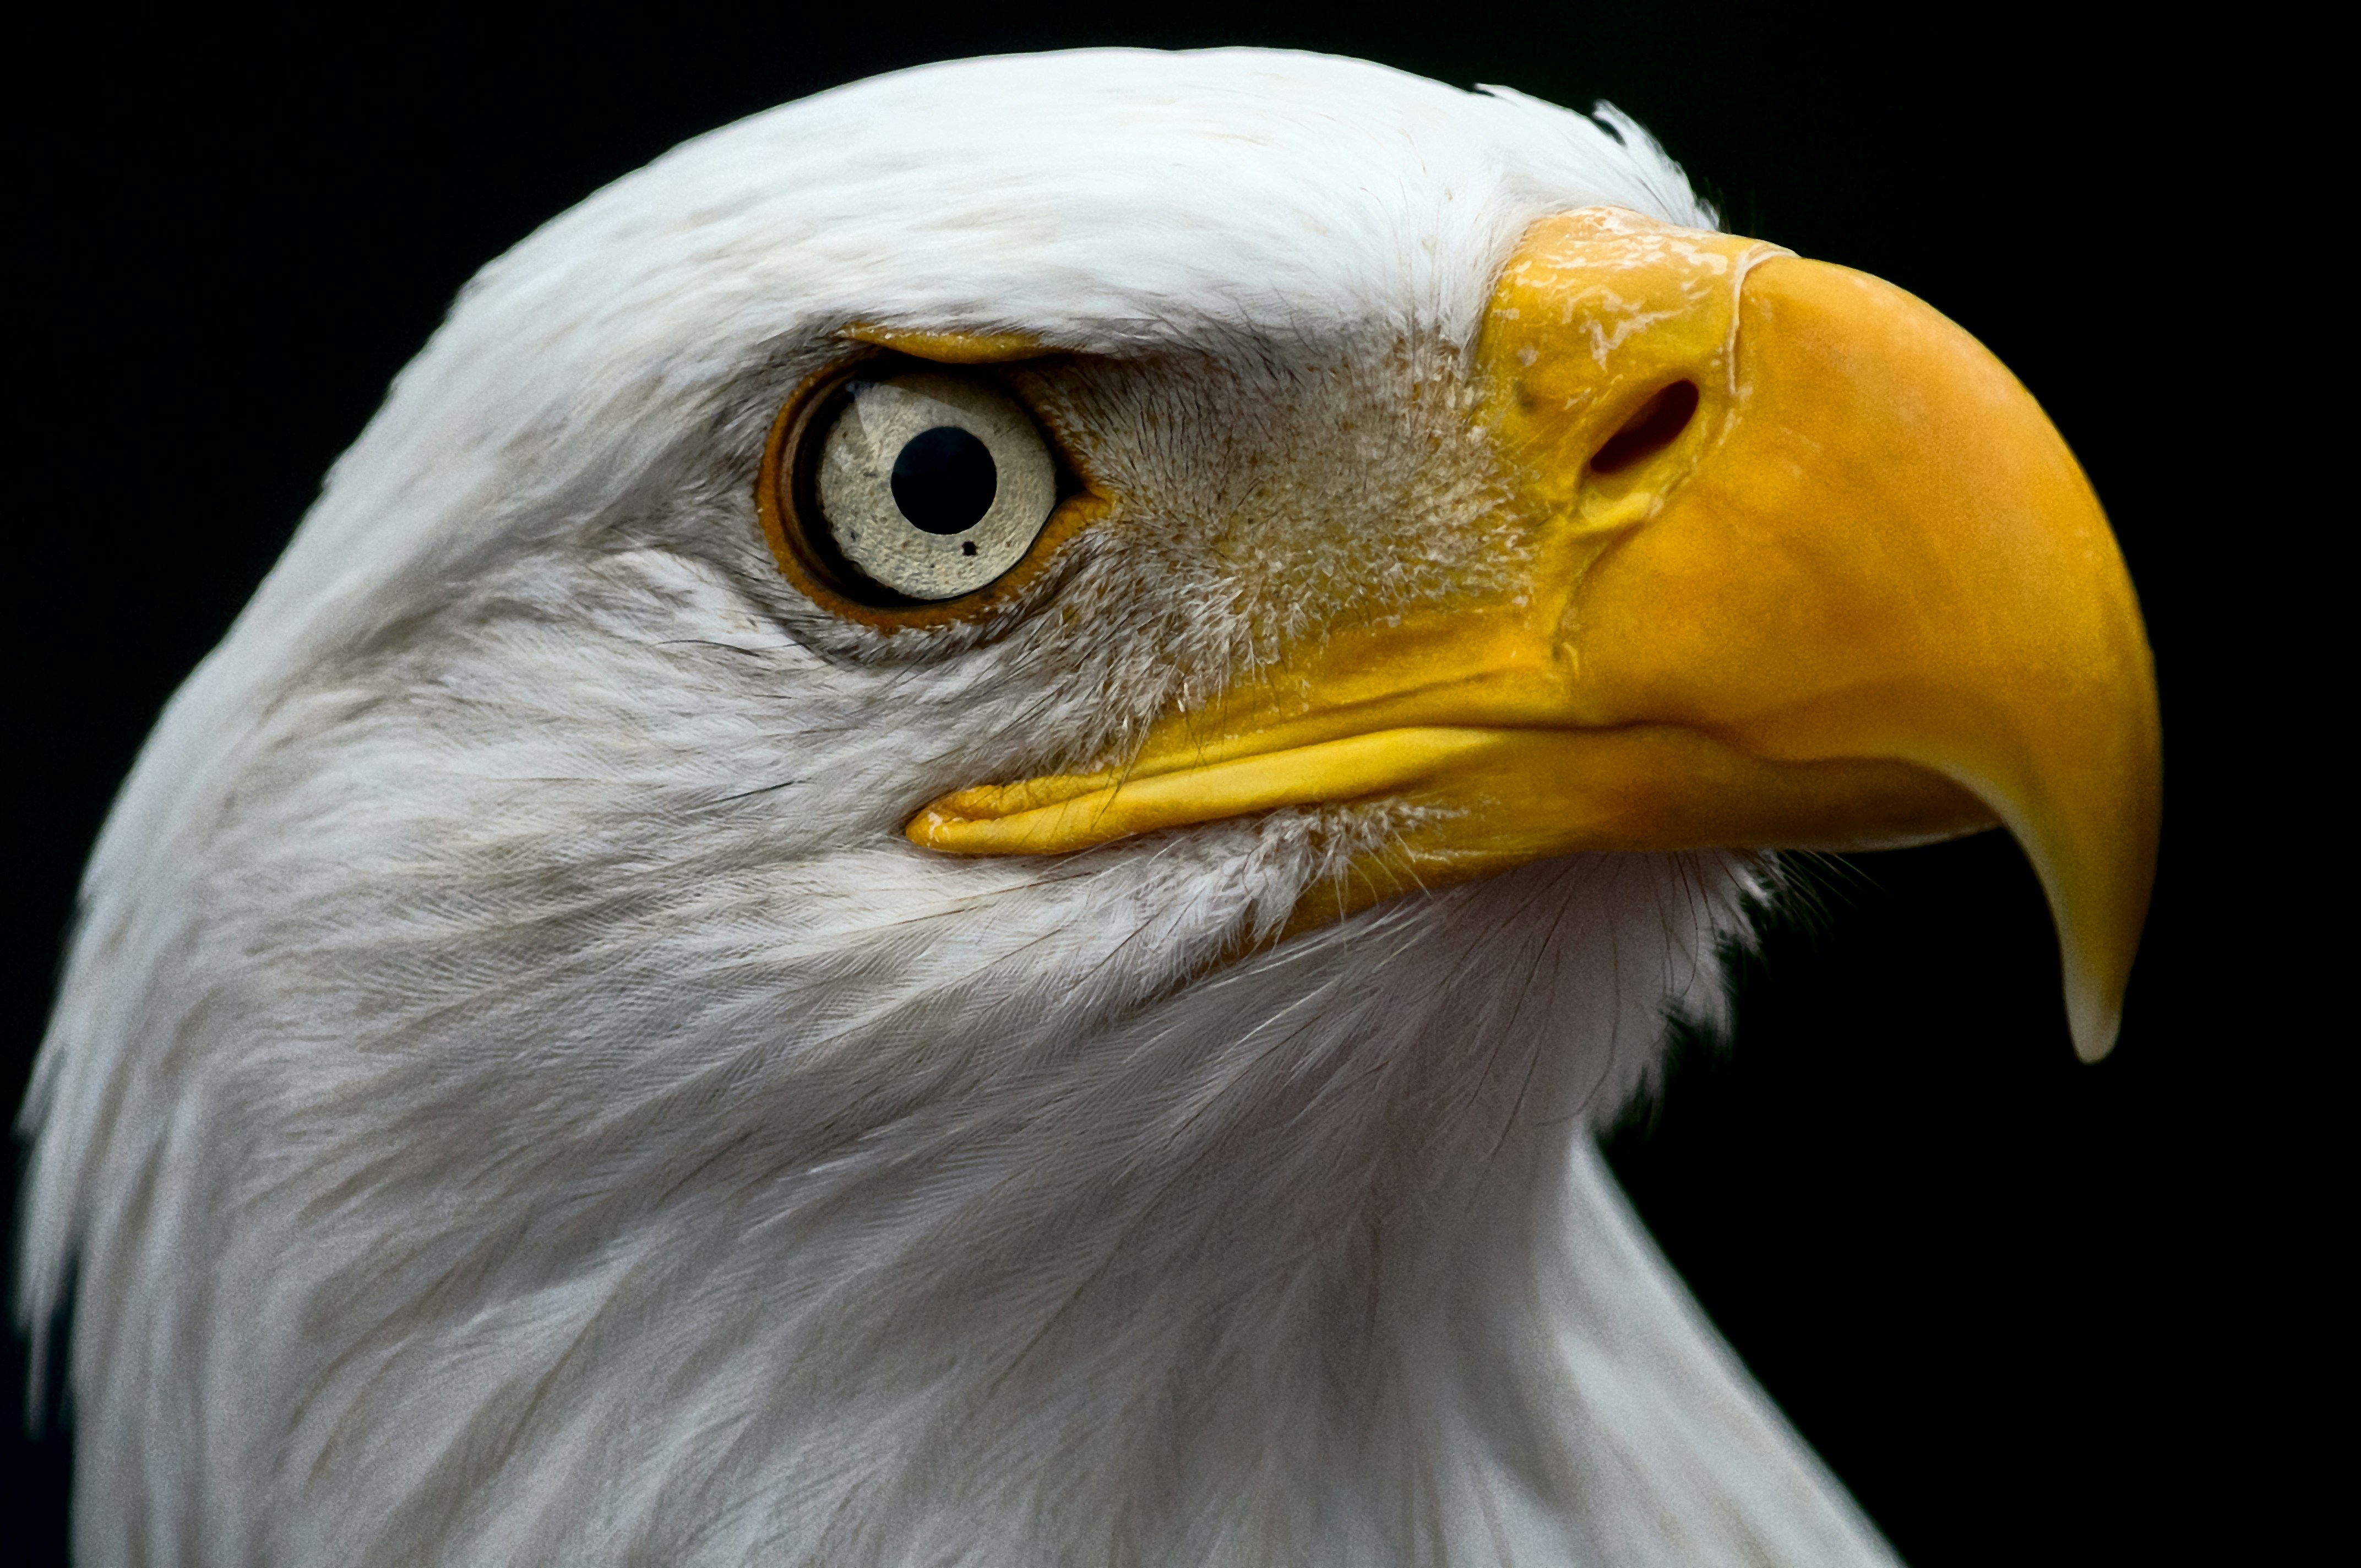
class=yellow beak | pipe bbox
[910,209,2162,1062]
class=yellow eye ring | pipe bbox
[756,353,1110,631]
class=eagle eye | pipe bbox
[772,368,1058,606]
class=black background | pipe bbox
[9,8,2295,1564]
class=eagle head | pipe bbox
[20,48,2158,1567]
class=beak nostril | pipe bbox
[1590,380,1700,475]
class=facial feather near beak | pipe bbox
[913,208,2161,1062]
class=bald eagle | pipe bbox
[17,48,2158,1567]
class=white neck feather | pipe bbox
[31,729,1893,1564]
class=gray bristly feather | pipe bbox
[19,48,1900,1567]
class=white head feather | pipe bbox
[20,49,1897,1566]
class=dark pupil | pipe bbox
[890,426,998,535]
